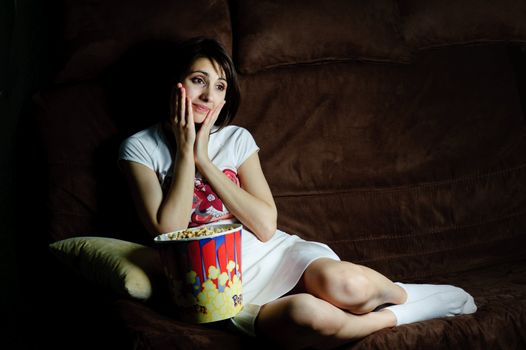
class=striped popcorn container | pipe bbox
[154,224,243,323]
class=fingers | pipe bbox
[194,100,226,163]
[172,83,182,124]
[170,85,178,120]
[186,95,195,129]
[173,83,198,130]
[203,100,226,129]
[178,83,186,126]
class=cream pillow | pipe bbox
[49,236,164,301]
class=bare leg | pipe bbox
[257,293,396,350]
[298,258,476,326]
[301,258,406,314]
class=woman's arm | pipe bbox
[196,152,277,242]
[120,84,197,237]
[119,153,195,237]
[193,102,277,241]
[121,140,277,241]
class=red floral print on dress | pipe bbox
[190,169,240,226]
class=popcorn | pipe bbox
[166,225,237,240]
[156,224,244,323]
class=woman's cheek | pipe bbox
[183,84,198,100]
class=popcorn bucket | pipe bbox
[154,224,243,323]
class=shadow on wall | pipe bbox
[509,45,526,121]
[102,39,183,137]
[9,39,187,349]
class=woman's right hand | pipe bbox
[170,83,196,156]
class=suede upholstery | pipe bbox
[398,0,526,49]
[234,0,411,73]
[16,0,526,349]
[54,0,232,83]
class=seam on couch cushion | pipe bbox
[326,209,526,243]
[273,162,526,198]
[398,0,526,50]
[232,0,412,74]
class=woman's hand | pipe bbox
[194,100,226,168]
[170,83,196,156]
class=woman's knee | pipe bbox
[341,265,375,304]
[305,260,376,308]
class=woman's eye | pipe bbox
[191,77,205,85]
[216,84,226,92]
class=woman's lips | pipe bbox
[193,104,210,114]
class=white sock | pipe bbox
[385,290,475,326]
[396,282,477,314]
[463,293,478,314]
[396,282,462,303]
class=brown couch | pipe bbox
[15,0,526,349]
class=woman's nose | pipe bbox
[199,87,211,102]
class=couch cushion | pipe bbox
[49,237,165,301]
[235,44,526,280]
[398,0,526,49]
[53,0,232,83]
[233,0,411,74]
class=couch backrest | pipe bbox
[239,44,526,280]
[21,0,526,280]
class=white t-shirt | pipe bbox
[118,123,260,227]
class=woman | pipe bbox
[118,37,476,349]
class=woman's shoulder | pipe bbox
[122,124,164,147]
[212,125,259,165]
[119,123,166,161]
[125,123,163,141]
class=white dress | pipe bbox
[119,123,340,334]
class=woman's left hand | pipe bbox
[194,100,226,167]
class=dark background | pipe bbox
[1,0,55,345]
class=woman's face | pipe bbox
[182,57,227,124]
